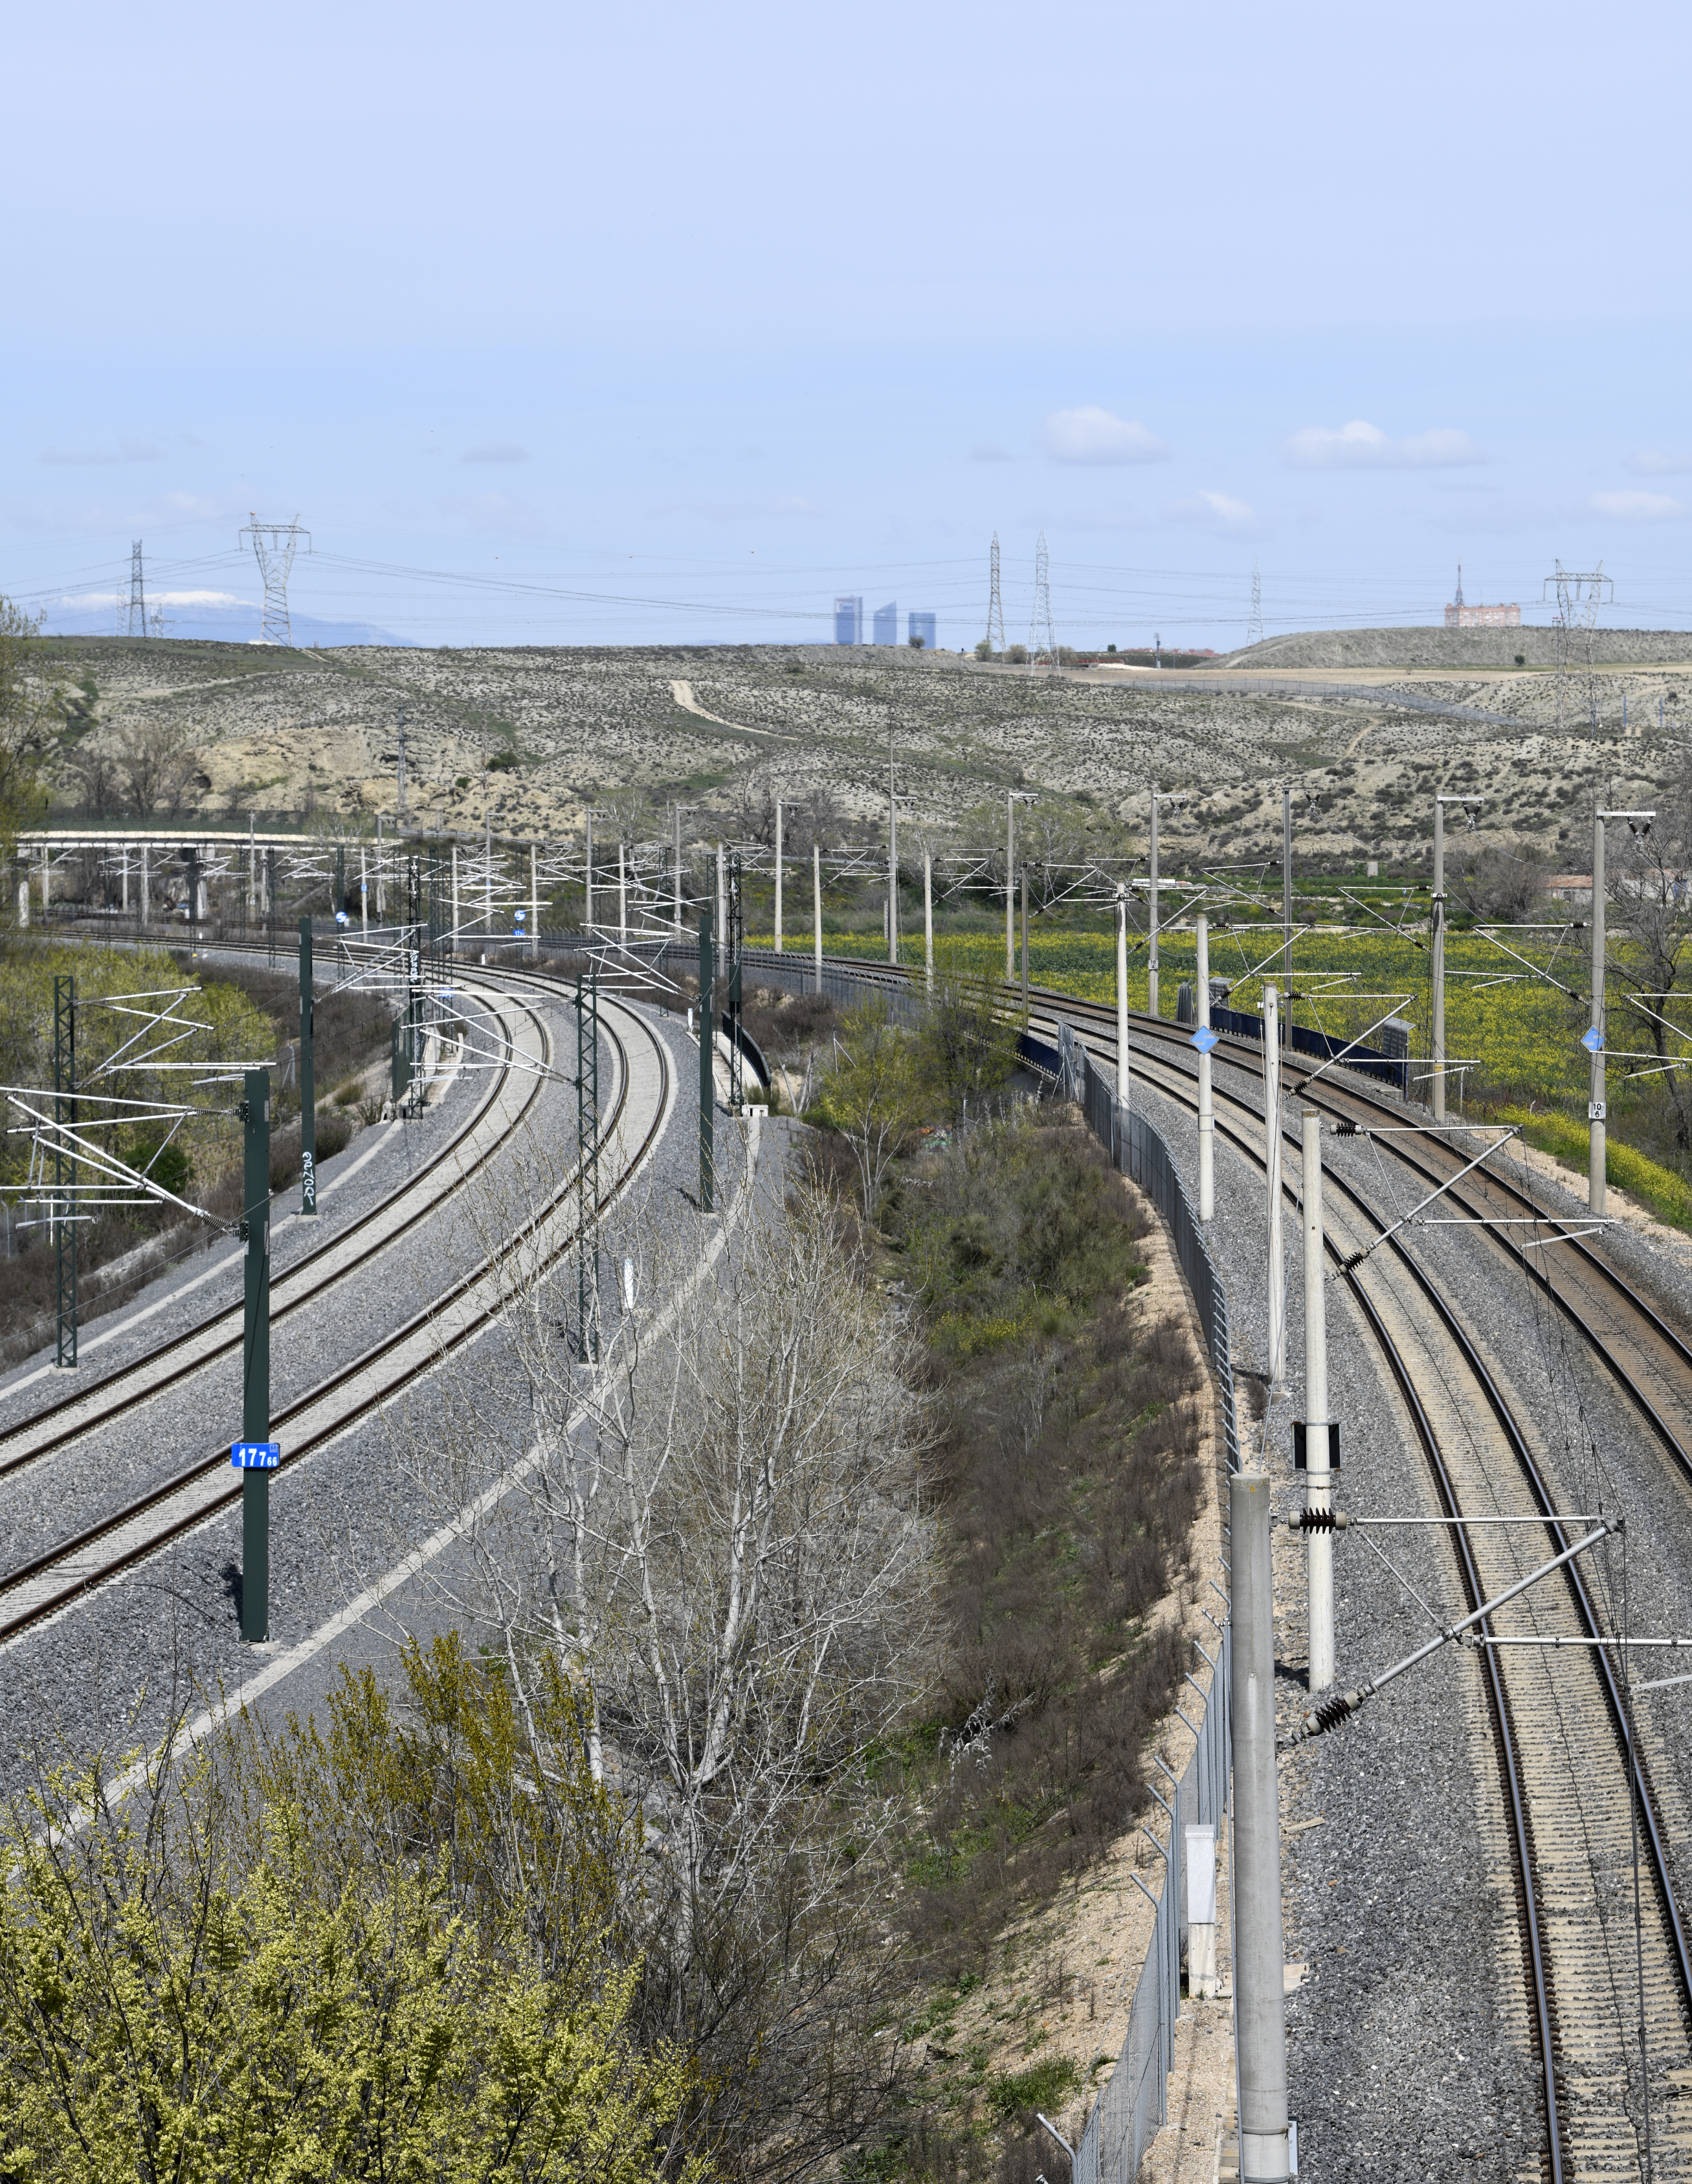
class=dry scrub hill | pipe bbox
[37,633,1692,869]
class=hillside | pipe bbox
[27,632,1692,871]
[1214,624,1692,672]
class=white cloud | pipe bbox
[1627,449,1692,476]
[970,441,1012,463]
[1040,407,1170,465]
[463,442,528,463]
[1166,489,1262,537]
[1284,419,1482,469]
[1590,488,1689,521]
[41,438,165,465]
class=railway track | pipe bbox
[0,978,674,1650]
[1109,1021,1692,2180]
[0,975,544,1482]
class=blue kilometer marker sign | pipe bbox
[1190,1026,1220,1054]
[1581,1027,1605,1054]
[232,1441,281,1469]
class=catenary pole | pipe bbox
[1230,1469,1292,2183]
[1432,794,1446,1122]
[924,843,933,987]
[1265,982,1284,1387]
[716,844,726,983]
[140,841,149,928]
[698,908,715,1214]
[1005,791,1016,983]
[888,736,898,966]
[299,917,317,1217]
[360,848,368,939]
[618,838,627,942]
[1115,883,1130,1152]
[529,843,539,956]
[1197,914,1214,1221]
[1148,785,1161,1017]
[1282,785,1292,986]
[241,1067,273,1644]
[813,841,823,994]
[774,799,783,953]
[1020,867,1029,1015]
[1302,1108,1333,1690]
[584,814,594,935]
[1591,810,1606,1215]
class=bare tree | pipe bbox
[64,741,122,814]
[363,1142,940,2179]
[118,720,199,818]
[0,596,60,852]
[1605,759,1692,1150]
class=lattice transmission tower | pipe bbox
[1030,530,1057,669]
[1249,558,1263,645]
[127,540,149,638]
[985,532,1006,658]
[1543,560,1612,733]
[240,513,311,645]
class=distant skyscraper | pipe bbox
[907,611,937,650]
[872,601,898,645]
[834,595,863,644]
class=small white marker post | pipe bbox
[1196,913,1215,1221]
[1265,984,1284,1388]
[1303,1107,1334,1691]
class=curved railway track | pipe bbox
[0,979,674,1650]
[1113,1023,1692,2181]
[0,975,545,1482]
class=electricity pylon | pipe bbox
[986,533,1006,658]
[240,514,311,645]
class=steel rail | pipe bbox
[0,986,671,1649]
[1120,1039,1692,2172]
[0,982,544,1480]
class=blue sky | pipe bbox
[5,0,1691,649]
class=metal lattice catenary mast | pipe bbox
[240,513,311,645]
[986,532,1006,658]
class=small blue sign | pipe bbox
[231,1441,281,1469]
[1190,1025,1220,1054]
[1581,1027,1605,1054]
[335,910,350,926]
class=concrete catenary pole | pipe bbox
[1020,867,1030,1015]
[140,841,149,928]
[299,917,317,1219]
[529,843,539,957]
[1265,983,1284,1387]
[360,848,368,940]
[1148,784,1161,1018]
[673,806,684,934]
[1302,1108,1333,1691]
[121,842,129,916]
[698,909,715,1214]
[1197,913,1214,1221]
[1431,793,1446,1122]
[1230,1470,1292,2183]
[618,838,627,942]
[1282,785,1293,988]
[888,734,898,966]
[774,799,783,954]
[584,812,594,935]
[716,843,726,983]
[924,842,933,987]
[1115,883,1130,1142]
[1590,810,1607,1216]
[1005,791,1016,983]
[451,844,460,958]
[813,840,823,994]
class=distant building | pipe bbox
[872,601,898,645]
[907,611,936,650]
[1444,563,1519,629]
[834,596,863,644]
